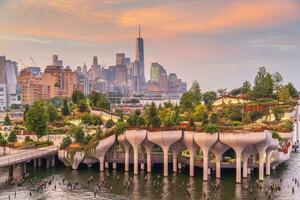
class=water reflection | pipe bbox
[0,154,300,199]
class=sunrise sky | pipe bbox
[0,0,299,91]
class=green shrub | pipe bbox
[115,121,128,135]
[137,117,145,127]
[81,113,102,125]
[271,131,282,141]
[105,119,115,129]
[61,136,72,148]
[83,134,92,145]
[273,107,284,122]
[8,131,17,143]
[283,120,293,131]
[0,133,7,146]
[210,113,218,124]
[24,136,33,142]
[204,123,219,134]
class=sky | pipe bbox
[0,0,300,91]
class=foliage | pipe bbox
[158,107,176,127]
[3,114,11,126]
[62,98,70,116]
[285,82,298,97]
[252,67,274,98]
[8,131,17,143]
[81,113,102,125]
[61,136,72,148]
[105,119,115,129]
[88,91,110,110]
[115,109,124,119]
[210,113,218,124]
[83,134,92,145]
[204,123,219,134]
[127,113,138,127]
[23,104,30,121]
[202,91,217,110]
[271,131,282,141]
[180,92,194,111]
[46,103,58,123]
[72,90,86,105]
[193,104,207,122]
[24,136,33,142]
[146,102,161,128]
[68,126,84,144]
[0,133,7,146]
[25,100,48,140]
[96,129,103,140]
[189,80,202,105]
[115,121,128,135]
[273,107,284,122]
[277,87,291,103]
[241,80,251,94]
[137,116,146,127]
[283,120,293,131]
[200,111,209,125]
[78,99,89,112]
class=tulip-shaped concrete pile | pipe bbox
[266,138,279,176]
[118,134,131,172]
[95,134,116,171]
[220,131,266,183]
[194,132,218,181]
[254,131,275,181]
[182,131,198,176]
[241,145,256,178]
[125,130,147,175]
[148,130,182,176]
[170,141,185,173]
[210,141,230,178]
[58,150,70,167]
[142,139,155,173]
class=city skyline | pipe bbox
[0,0,300,90]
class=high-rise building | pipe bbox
[116,65,127,86]
[116,53,125,65]
[150,62,164,82]
[0,57,21,110]
[136,25,145,90]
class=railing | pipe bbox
[0,146,58,167]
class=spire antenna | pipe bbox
[139,24,141,38]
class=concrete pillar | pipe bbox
[113,163,117,169]
[143,141,154,173]
[133,146,139,175]
[33,159,37,168]
[105,162,109,169]
[203,150,209,180]
[215,155,221,178]
[172,151,178,173]
[242,158,248,178]
[99,157,104,172]
[242,145,255,179]
[51,156,55,167]
[178,163,182,170]
[141,163,145,170]
[258,152,264,181]
[22,163,27,175]
[182,131,198,177]
[236,150,242,183]
[211,141,229,179]
[163,147,169,177]
[220,132,267,183]
[125,149,129,171]
[189,150,195,177]
[125,130,147,175]
[38,158,42,167]
[266,150,272,176]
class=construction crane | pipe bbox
[18,58,27,69]
[30,57,37,66]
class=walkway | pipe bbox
[0,146,58,168]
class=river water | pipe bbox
[0,153,300,200]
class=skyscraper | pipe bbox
[136,25,145,90]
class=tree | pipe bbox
[277,87,291,103]
[23,104,30,121]
[273,72,283,91]
[3,114,11,126]
[25,100,48,141]
[7,131,17,143]
[46,103,58,123]
[81,113,102,125]
[88,91,110,110]
[180,92,194,111]
[193,104,207,122]
[204,123,219,134]
[72,90,85,105]
[68,126,84,143]
[62,98,70,116]
[127,113,138,127]
[202,91,217,110]
[147,102,161,128]
[285,82,298,98]
[273,107,284,122]
[137,116,145,127]
[115,121,128,135]
[217,88,227,97]
[241,80,251,94]
[189,80,202,105]
[0,133,7,146]
[210,113,218,124]
[61,136,72,148]
[252,67,274,98]
[78,99,89,112]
